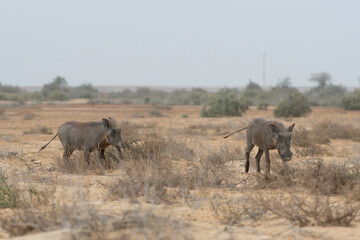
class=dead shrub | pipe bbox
[246,192,360,227]
[23,126,53,135]
[183,149,239,189]
[109,209,191,240]
[212,197,266,226]
[299,160,360,195]
[109,134,188,203]
[252,161,296,190]
[125,133,194,162]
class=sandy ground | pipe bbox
[0,103,360,239]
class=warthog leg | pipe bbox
[264,149,271,174]
[255,149,263,173]
[63,146,74,162]
[98,149,106,160]
[245,144,254,173]
[84,150,91,164]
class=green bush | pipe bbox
[274,92,311,117]
[48,90,69,101]
[342,91,360,110]
[0,170,19,208]
[201,89,247,117]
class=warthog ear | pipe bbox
[269,123,280,133]
[108,117,117,128]
[288,123,295,132]
[102,118,111,128]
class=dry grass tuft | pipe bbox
[23,113,35,120]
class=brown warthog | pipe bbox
[223,118,295,174]
[39,117,126,164]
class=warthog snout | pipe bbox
[278,150,293,161]
[120,141,127,150]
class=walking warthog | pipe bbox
[223,118,295,174]
[39,117,126,164]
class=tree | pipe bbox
[276,76,292,88]
[246,80,262,91]
[310,72,332,89]
[42,76,69,98]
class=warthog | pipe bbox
[39,117,126,164]
[223,118,295,174]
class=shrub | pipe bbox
[342,90,360,110]
[201,89,247,117]
[274,92,311,117]
[299,160,360,195]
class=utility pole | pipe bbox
[262,53,266,88]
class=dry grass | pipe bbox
[293,120,360,148]
[148,109,166,117]
[23,126,53,135]
[0,202,106,238]
[55,151,121,175]
[312,120,360,142]
[295,145,328,157]
[108,134,240,203]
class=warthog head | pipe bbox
[274,123,295,161]
[103,117,126,151]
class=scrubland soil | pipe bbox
[0,102,360,239]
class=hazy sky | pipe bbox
[1,0,360,87]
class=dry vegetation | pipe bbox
[0,104,360,239]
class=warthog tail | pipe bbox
[39,132,58,152]
[223,127,248,139]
